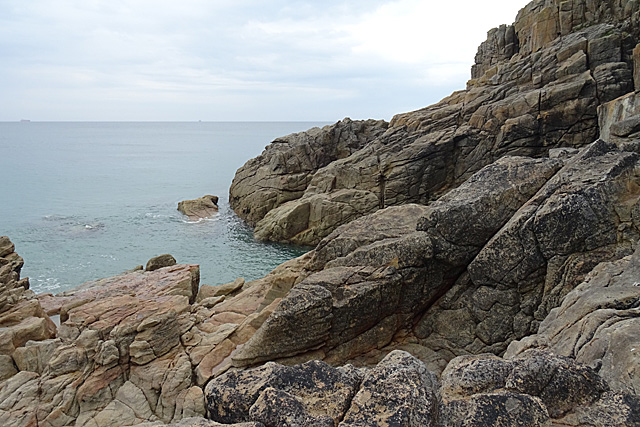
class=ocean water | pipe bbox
[0,121,327,294]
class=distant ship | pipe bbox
[20,119,31,122]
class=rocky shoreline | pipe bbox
[3,0,640,426]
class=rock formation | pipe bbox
[230,0,640,246]
[178,195,219,220]
[4,0,640,426]
[1,238,315,426]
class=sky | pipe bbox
[0,0,530,122]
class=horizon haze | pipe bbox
[1,0,529,122]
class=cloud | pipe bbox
[0,0,530,121]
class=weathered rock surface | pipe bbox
[178,195,219,220]
[229,118,388,229]
[440,349,640,426]
[0,244,314,427]
[208,349,640,427]
[231,155,563,367]
[233,138,640,379]
[230,0,640,245]
[506,244,640,396]
[205,350,440,427]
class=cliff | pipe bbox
[230,0,640,246]
[2,1,640,426]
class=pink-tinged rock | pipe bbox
[38,264,200,318]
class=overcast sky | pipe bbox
[0,0,529,121]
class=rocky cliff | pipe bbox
[230,0,640,246]
[3,1,640,426]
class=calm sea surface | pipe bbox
[0,122,327,294]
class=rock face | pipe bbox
[232,138,640,376]
[178,195,219,220]
[506,244,640,396]
[230,0,640,246]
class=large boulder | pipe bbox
[440,349,640,426]
[206,350,439,427]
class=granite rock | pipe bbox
[178,195,219,220]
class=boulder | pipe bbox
[178,195,219,220]
[339,350,439,427]
[205,359,363,425]
[439,349,640,427]
[146,254,177,272]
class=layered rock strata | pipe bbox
[230,0,640,246]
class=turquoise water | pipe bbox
[0,122,325,293]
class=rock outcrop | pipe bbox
[0,243,314,427]
[230,0,640,246]
[231,139,640,373]
[506,244,640,396]
[178,195,219,220]
[0,236,56,382]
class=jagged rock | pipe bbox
[146,254,178,272]
[177,195,219,220]
[5,2,640,426]
[0,237,56,365]
[229,118,389,229]
[206,349,636,427]
[231,2,640,245]
[439,349,639,426]
[414,140,640,370]
[232,156,562,367]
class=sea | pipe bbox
[0,121,328,294]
